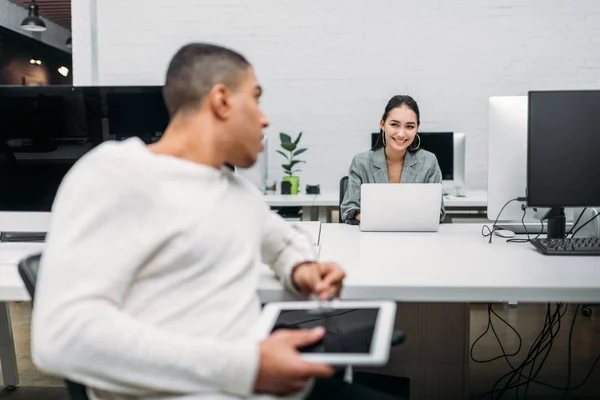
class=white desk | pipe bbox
[282,189,489,222]
[309,189,488,208]
[263,194,316,207]
[263,194,319,221]
[318,223,600,303]
[5,222,597,396]
[443,189,487,209]
[316,223,599,399]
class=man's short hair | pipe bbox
[163,43,250,117]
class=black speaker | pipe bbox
[281,181,291,195]
[306,184,320,194]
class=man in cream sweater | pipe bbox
[31,43,398,400]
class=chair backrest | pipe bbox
[339,176,349,210]
[18,253,41,304]
[17,254,90,400]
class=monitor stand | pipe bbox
[0,231,46,243]
[545,207,566,239]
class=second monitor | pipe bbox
[371,131,466,196]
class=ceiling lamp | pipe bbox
[20,0,47,32]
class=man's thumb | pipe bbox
[287,326,326,347]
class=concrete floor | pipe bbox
[2,302,600,399]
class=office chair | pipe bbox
[18,253,90,400]
[339,176,348,223]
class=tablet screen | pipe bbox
[270,308,380,354]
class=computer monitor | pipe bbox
[527,90,600,238]
[419,132,466,196]
[0,85,169,232]
[104,87,170,142]
[372,131,467,195]
[487,96,537,222]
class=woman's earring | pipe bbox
[381,130,387,146]
[410,134,421,151]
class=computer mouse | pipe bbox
[494,229,515,238]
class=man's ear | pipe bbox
[208,83,232,120]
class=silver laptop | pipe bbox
[360,183,443,232]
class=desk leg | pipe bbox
[0,302,19,388]
[301,206,316,221]
[317,206,332,223]
[356,302,470,400]
[302,206,319,221]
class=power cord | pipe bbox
[506,206,544,244]
[482,197,543,245]
[500,303,565,398]
[561,304,578,400]
[471,304,522,364]
[477,303,563,399]
[566,208,588,238]
[523,304,569,398]
[571,212,600,238]
[481,198,523,243]
[477,303,600,399]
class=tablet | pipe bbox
[255,300,397,366]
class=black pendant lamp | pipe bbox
[20,0,47,32]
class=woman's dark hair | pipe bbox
[372,95,420,151]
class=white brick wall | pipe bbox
[73,0,600,193]
[0,0,71,52]
[71,0,93,84]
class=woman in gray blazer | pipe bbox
[341,95,445,223]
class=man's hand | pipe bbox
[254,327,334,396]
[292,262,345,300]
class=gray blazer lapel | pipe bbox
[400,151,419,183]
[371,147,388,183]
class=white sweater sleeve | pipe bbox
[31,161,259,397]
[260,208,318,294]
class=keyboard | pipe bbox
[496,222,574,235]
[531,237,600,256]
[0,232,46,243]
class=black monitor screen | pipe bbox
[271,308,379,354]
[0,86,169,212]
[527,91,600,207]
[371,131,454,180]
[418,132,454,181]
[105,88,169,141]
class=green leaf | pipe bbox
[293,148,307,157]
[281,142,297,152]
[276,150,290,160]
[282,164,292,171]
[291,169,302,175]
[290,160,305,167]
[279,133,292,143]
[293,132,303,145]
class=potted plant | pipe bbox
[277,132,306,195]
